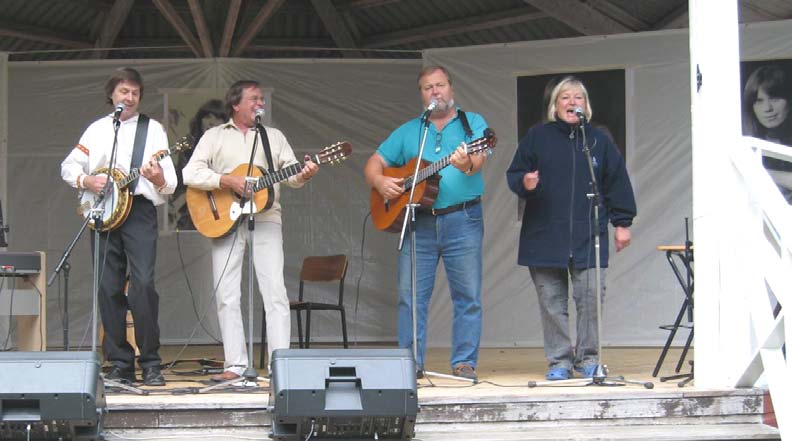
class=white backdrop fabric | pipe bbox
[3,20,792,350]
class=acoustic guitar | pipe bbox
[186,141,352,238]
[77,137,191,232]
[370,130,497,232]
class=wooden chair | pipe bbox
[259,255,349,368]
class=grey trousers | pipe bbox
[529,266,606,371]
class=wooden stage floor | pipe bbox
[99,345,780,440]
[111,345,687,395]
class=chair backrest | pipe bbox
[299,255,348,305]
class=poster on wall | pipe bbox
[740,59,792,204]
[161,88,273,232]
[515,69,626,219]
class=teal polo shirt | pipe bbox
[377,109,488,209]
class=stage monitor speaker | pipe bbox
[270,348,418,440]
[0,351,106,440]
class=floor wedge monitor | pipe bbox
[270,348,418,440]
[0,351,105,440]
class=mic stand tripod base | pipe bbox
[527,365,654,389]
[420,369,477,384]
[102,375,149,395]
[198,371,270,393]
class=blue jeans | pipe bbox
[397,202,483,370]
[528,266,606,372]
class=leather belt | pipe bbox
[425,196,481,216]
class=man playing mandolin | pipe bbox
[182,80,318,382]
[61,67,177,386]
[364,65,491,381]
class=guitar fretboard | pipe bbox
[403,154,453,191]
[252,160,311,191]
[402,138,490,191]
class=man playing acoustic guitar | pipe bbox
[61,67,177,386]
[182,80,318,382]
[364,65,491,381]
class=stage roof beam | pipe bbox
[363,8,546,49]
[311,0,363,58]
[219,0,242,57]
[232,0,287,57]
[522,0,632,34]
[187,0,213,57]
[91,0,134,59]
[151,0,202,57]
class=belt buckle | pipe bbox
[431,207,438,216]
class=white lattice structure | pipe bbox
[690,1,789,438]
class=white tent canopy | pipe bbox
[2,20,792,349]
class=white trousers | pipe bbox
[211,221,291,374]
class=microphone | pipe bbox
[421,99,438,124]
[574,107,586,122]
[112,103,125,123]
[255,107,265,124]
[426,99,438,112]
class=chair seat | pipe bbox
[260,255,349,369]
[291,301,344,310]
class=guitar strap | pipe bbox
[457,109,473,140]
[257,124,275,173]
[128,114,150,193]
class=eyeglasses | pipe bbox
[434,132,442,153]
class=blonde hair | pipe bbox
[546,76,593,122]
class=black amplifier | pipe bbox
[0,351,105,440]
[269,348,418,440]
[0,252,41,275]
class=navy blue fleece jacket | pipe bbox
[506,120,636,269]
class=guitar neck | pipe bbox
[118,150,172,189]
[252,155,316,191]
[404,153,454,191]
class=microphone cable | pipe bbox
[162,225,241,373]
[174,226,222,343]
[0,277,14,350]
[351,210,372,346]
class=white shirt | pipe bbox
[61,113,177,206]
[182,120,304,224]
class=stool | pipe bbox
[653,243,694,386]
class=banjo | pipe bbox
[77,137,190,232]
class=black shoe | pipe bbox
[142,366,166,386]
[106,366,136,384]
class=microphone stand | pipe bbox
[101,113,146,394]
[529,117,652,390]
[398,108,475,384]
[0,198,8,248]
[201,117,268,392]
[47,111,123,352]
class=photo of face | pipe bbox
[753,87,789,130]
[742,62,792,143]
[741,60,792,205]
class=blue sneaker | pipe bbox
[575,365,598,377]
[545,367,571,380]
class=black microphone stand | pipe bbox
[0,198,8,248]
[398,106,475,384]
[530,116,652,389]
[48,112,122,351]
[201,116,267,392]
[99,112,147,394]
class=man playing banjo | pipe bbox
[60,67,177,386]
